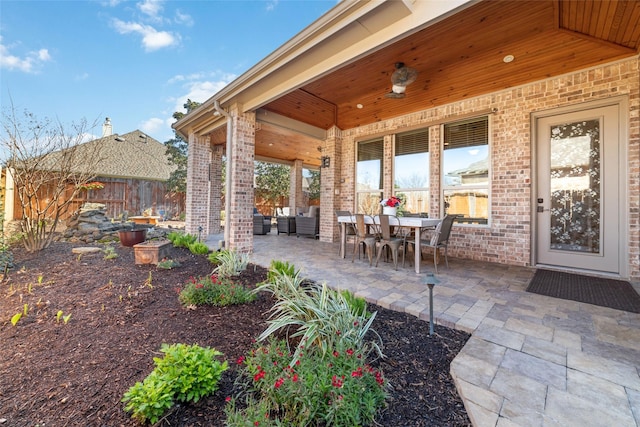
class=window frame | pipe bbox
[393,128,430,216]
[355,137,384,215]
[441,116,491,226]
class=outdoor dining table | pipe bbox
[337,215,441,274]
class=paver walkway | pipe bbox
[210,231,640,426]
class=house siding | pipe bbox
[333,57,640,279]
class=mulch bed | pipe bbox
[0,241,471,426]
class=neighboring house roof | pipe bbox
[40,130,174,181]
[89,130,174,181]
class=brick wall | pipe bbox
[332,57,639,278]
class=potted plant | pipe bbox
[380,196,402,216]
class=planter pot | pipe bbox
[382,206,397,216]
[133,239,171,265]
[118,229,147,247]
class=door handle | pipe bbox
[537,206,549,213]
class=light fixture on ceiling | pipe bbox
[356,103,363,109]
[385,62,418,99]
[503,54,515,63]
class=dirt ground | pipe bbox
[0,240,471,426]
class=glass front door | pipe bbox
[536,104,621,273]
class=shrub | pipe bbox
[226,338,387,426]
[256,271,381,365]
[168,232,197,248]
[188,241,210,255]
[208,249,249,279]
[266,259,298,284]
[157,258,180,270]
[179,274,256,307]
[122,343,228,424]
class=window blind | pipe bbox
[357,138,383,161]
[396,129,429,155]
[444,116,488,150]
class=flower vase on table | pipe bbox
[382,206,397,216]
[380,196,402,216]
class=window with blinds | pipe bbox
[394,129,429,215]
[442,116,490,225]
[356,138,383,214]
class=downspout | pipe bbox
[214,100,232,248]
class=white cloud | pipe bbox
[174,10,193,26]
[137,0,163,18]
[266,0,279,12]
[140,117,165,134]
[0,36,52,73]
[75,72,89,80]
[111,18,179,51]
[170,76,235,115]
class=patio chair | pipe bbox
[403,214,456,273]
[296,206,319,238]
[335,210,356,254]
[253,213,272,235]
[374,214,405,270]
[352,214,377,266]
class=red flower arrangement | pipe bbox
[380,196,401,207]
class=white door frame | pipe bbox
[531,96,629,278]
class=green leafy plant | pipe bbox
[103,244,118,260]
[265,259,298,284]
[341,289,372,319]
[63,313,71,324]
[187,241,210,255]
[23,303,28,315]
[179,274,256,307]
[208,249,249,279]
[10,312,22,326]
[167,232,197,248]
[157,258,180,270]
[122,343,228,424]
[226,338,387,426]
[56,310,63,322]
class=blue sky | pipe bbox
[0,0,335,143]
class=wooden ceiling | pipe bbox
[264,0,640,131]
[238,0,640,167]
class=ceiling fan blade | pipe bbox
[385,91,406,99]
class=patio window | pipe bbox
[356,138,383,214]
[442,116,489,225]
[394,129,429,216]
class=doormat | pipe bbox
[526,269,640,313]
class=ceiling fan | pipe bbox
[385,62,418,99]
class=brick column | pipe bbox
[289,159,304,213]
[209,144,223,234]
[227,105,255,253]
[185,133,210,235]
[319,126,342,242]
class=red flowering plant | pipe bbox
[225,338,387,427]
[380,195,401,207]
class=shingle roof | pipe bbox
[47,130,175,181]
